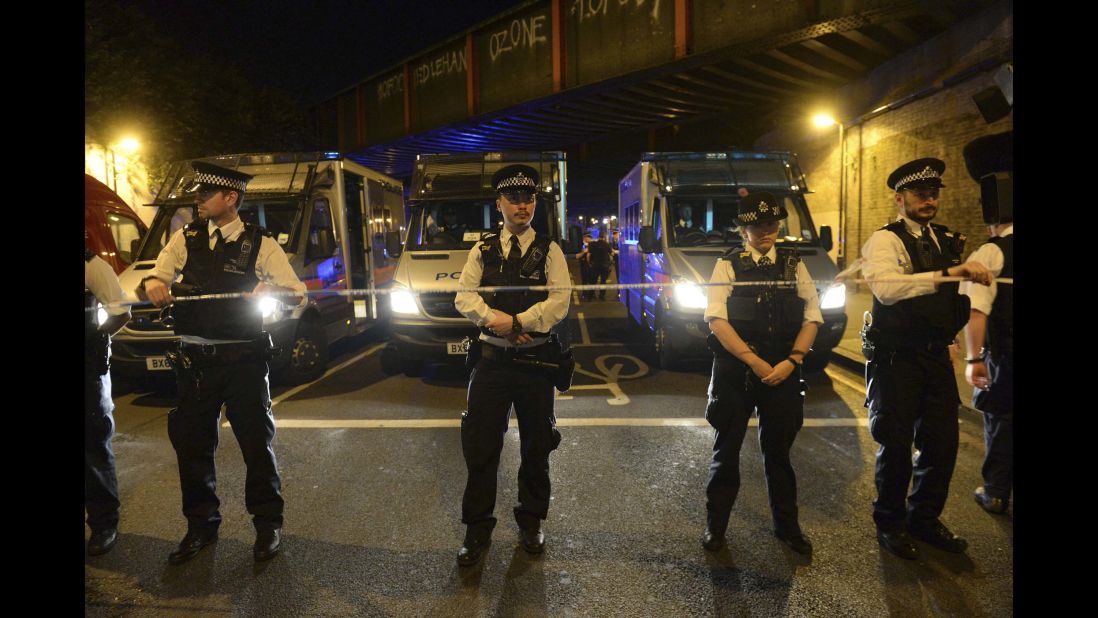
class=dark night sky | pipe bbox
[137,0,529,105]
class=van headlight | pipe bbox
[390,289,421,316]
[258,296,280,317]
[673,280,709,310]
[258,296,287,324]
[820,283,846,310]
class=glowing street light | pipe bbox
[812,113,837,128]
[116,137,140,154]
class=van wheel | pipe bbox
[278,321,328,385]
[401,359,424,377]
[380,345,402,375]
[654,320,682,371]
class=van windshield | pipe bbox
[138,198,303,261]
[406,197,550,251]
[667,193,817,247]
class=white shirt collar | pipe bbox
[999,224,1013,237]
[500,225,535,247]
[208,216,244,242]
[897,213,934,238]
[746,243,777,263]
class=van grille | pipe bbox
[420,293,463,319]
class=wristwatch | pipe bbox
[512,315,523,334]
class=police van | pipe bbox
[114,152,405,385]
[617,151,847,371]
[380,151,577,376]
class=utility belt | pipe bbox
[167,333,278,370]
[464,334,575,392]
[860,320,951,361]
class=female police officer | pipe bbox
[700,191,821,555]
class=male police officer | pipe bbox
[861,158,991,560]
[960,131,1014,515]
[701,192,821,555]
[453,164,570,566]
[86,247,131,555]
[136,161,306,564]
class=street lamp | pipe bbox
[109,136,140,192]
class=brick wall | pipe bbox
[755,0,1013,265]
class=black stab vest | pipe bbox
[172,220,264,340]
[477,232,552,338]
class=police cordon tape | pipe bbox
[88,275,1014,311]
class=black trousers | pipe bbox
[461,359,561,541]
[169,357,283,532]
[704,356,805,536]
[85,369,120,532]
[591,265,611,299]
[973,354,1013,501]
[865,350,959,531]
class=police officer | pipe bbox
[861,158,992,560]
[453,164,570,566]
[85,247,131,556]
[587,232,613,300]
[135,161,306,564]
[577,231,594,301]
[960,131,1014,515]
[701,191,821,555]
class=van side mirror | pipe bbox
[819,225,834,252]
[385,230,403,259]
[639,226,659,254]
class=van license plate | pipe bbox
[447,342,466,355]
[147,357,172,371]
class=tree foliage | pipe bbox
[85,0,316,190]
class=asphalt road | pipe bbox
[86,298,1013,617]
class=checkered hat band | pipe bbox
[497,176,536,190]
[195,172,248,191]
[740,212,757,222]
[894,166,940,189]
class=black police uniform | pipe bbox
[863,159,970,550]
[143,162,289,563]
[962,130,1014,513]
[587,237,613,300]
[973,234,1013,507]
[703,192,816,550]
[85,249,121,548]
[457,164,568,561]
[167,217,284,535]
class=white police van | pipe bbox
[114,152,405,385]
[617,151,847,371]
[380,151,578,376]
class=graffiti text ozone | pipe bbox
[489,15,548,62]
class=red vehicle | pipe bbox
[85,174,148,274]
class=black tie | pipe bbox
[757,255,772,267]
[213,228,224,251]
[918,226,942,267]
[507,235,522,275]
